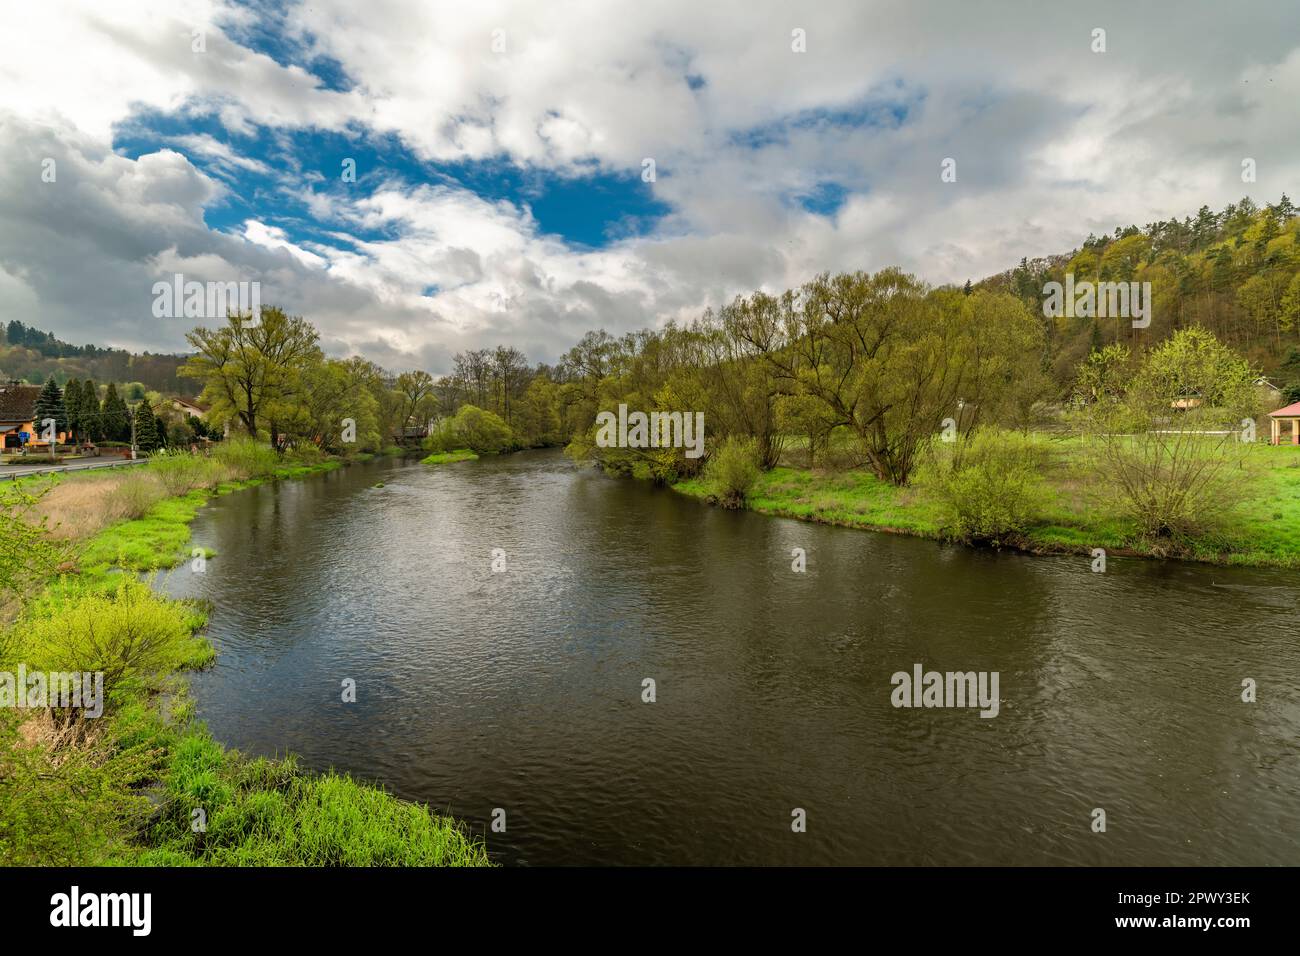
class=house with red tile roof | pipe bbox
[0,381,48,450]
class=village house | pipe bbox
[1254,376,1284,409]
[1169,387,1203,411]
[171,397,209,419]
[0,380,66,450]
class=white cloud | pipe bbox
[170,134,273,176]
[242,221,328,268]
[2,1,1300,372]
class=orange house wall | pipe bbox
[5,420,68,446]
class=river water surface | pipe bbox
[159,450,1300,865]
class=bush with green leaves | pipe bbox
[1093,429,1245,545]
[424,404,515,455]
[0,703,163,865]
[0,485,69,617]
[1074,327,1255,545]
[211,436,280,477]
[14,578,212,705]
[704,436,761,508]
[922,427,1048,545]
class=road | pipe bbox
[0,457,148,480]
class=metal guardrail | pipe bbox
[0,457,150,480]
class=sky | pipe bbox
[1,0,1298,373]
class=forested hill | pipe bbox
[978,194,1300,386]
[0,321,198,397]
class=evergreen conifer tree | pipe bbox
[101,383,130,442]
[32,377,66,440]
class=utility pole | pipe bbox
[130,403,137,460]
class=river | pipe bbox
[158,450,1300,865]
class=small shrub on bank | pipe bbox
[105,471,168,521]
[1094,429,1246,546]
[14,579,212,706]
[149,450,228,495]
[212,437,280,478]
[921,427,1048,545]
[287,443,326,465]
[705,436,761,508]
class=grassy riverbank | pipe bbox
[421,448,479,465]
[674,438,1300,569]
[0,442,492,866]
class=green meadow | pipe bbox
[676,437,1300,569]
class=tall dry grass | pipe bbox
[30,472,154,540]
[26,439,278,542]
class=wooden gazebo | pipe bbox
[1268,401,1300,445]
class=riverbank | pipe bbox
[0,444,492,866]
[673,438,1300,569]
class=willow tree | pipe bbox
[290,357,382,453]
[393,370,435,438]
[181,307,322,444]
[730,269,1042,485]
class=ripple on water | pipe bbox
[160,452,1300,866]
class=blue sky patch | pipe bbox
[798,182,852,217]
[220,0,355,92]
[729,84,916,150]
[112,111,672,252]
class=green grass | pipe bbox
[675,438,1300,568]
[676,466,944,536]
[131,728,490,866]
[1208,442,1300,565]
[421,448,479,465]
[0,694,491,866]
[79,491,212,572]
[269,460,342,481]
[76,458,341,574]
[0,444,493,868]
